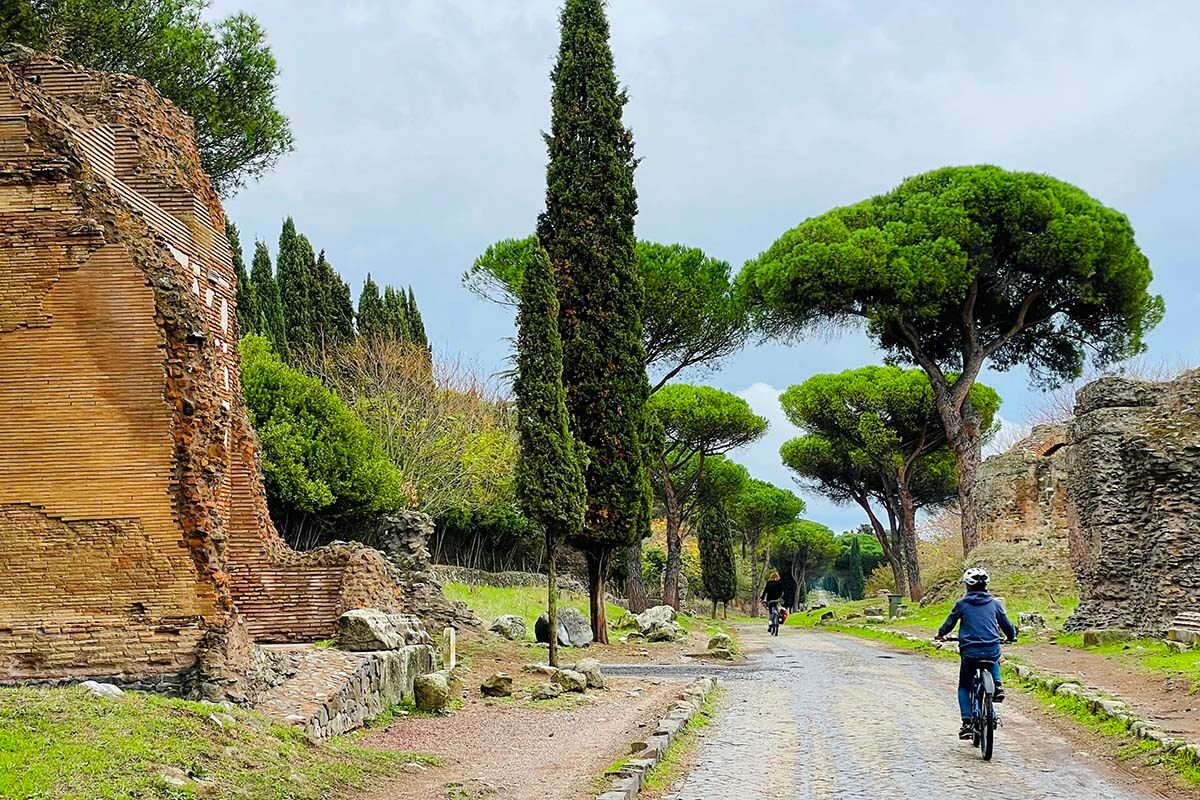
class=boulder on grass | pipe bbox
[1019,612,1046,631]
[707,647,734,661]
[1082,628,1131,647]
[534,607,593,648]
[551,669,588,693]
[573,658,606,689]
[864,614,886,624]
[480,673,513,698]
[819,611,835,624]
[635,605,677,633]
[647,622,687,642]
[531,682,562,701]
[489,615,527,641]
[414,671,450,713]
[707,633,733,651]
[80,680,123,699]
[611,609,639,630]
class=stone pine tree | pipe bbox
[740,166,1162,554]
[250,241,287,352]
[846,537,866,601]
[226,220,258,336]
[275,217,315,354]
[357,275,387,339]
[698,503,737,618]
[514,245,585,668]
[536,0,647,642]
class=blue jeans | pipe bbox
[958,657,1001,718]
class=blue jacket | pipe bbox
[937,590,1017,660]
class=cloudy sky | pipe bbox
[211,0,1200,531]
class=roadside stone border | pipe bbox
[857,625,1200,763]
[596,676,718,800]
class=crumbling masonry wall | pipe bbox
[1065,373,1200,634]
[0,48,405,689]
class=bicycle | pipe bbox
[939,636,998,760]
[767,602,783,636]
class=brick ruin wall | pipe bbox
[975,424,1072,563]
[0,48,408,693]
[1065,373,1200,634]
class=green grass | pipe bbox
[0,686,431,800]
[442,582,626,639]
[784,590,1078,634]
[638,689,722,793]
[1052,633,1200,691]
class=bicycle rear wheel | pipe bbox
[980,695,995,760]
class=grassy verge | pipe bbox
[1053,633,1200,691]
[0,686,431,800]
[442,582,625,636]
[637,689,722,797]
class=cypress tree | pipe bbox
[536,0,646,643]
[406,286,429,348]
[382,286,410,342]
[314,249,354,345]
[276,217,316,353]
[226,220,259,336]
[514,245,585,668]
[357,274,387,339]
[250,241,287,352]
[846,536,866,601]
[698,503,738,618]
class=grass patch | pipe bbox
[1051,633,1200,692]
[639,689,722,794]
[1024,681,1200,786]
[442,582,625,638]
[0,685,431,800]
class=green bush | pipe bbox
[240,336,405,546]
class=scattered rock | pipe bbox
[534,607,594,648]
[1082,628,1132,647]
[157,767,190,790]
[611,609,639,629]
[414,671,450,713]
[1019,612,1047,630]
[522,663,560,676]
[864,615,886,624]
[635,605,677,632]
[625,632,646,643]
[480,672,513,698]
[819,611,835,624]
[864,606,884,617]
[573,657,606,689]
[488,614,528,641]
[79,680,123,699]
[531,682,563,701]
[551,668,588,693]
[707,633,733,651]
[706,647,734,660]
[338,609,429,651]
[448,664,470,697]
[647,623,687,642]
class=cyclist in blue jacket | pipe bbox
[936,567,1017,740]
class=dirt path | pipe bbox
[1014,641,1200,740]
[656,628,1197,799]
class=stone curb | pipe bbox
[853,625,1200,764]
[595,676,718,800]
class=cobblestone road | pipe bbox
[664,628,1173,800]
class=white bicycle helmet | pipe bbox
[961,567,990,586]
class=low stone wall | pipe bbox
[433,565,587,595]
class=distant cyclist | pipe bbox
[761,570,785,631]
[935,567,1017,740]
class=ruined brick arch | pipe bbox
[0,47,407,692]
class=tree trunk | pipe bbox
[791,556,805,610]
[711,598,717,618]
[662,506,683,610]
[547,544,559,668]
[855,496,906,595]
[952,421,984,554]
[585,548,610,644]
[749,531,762,617]
[625,539,648,613]
[897,483,924,602]
[722,602,728,620]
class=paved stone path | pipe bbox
[662,628,1173,800]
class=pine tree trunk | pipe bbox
[586,548,610,644]
[953,425,984,554]
[547,544,559,668]
[749,532,762,617]
[712,599,717,618]
[625,540,648,613]
[661,483,683,609]
[897,484,924,602]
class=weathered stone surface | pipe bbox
[375,512,479,629]
[573,658,606,689]
[648,623,687,642]
[488,615,527,641]
[480,672,513,698]
[551,668,588,693]
[531,682,562,701]
[414,671,450,713]
[80,680,124,699]
[976,425,1072,560]
[707,647,735,661]
[707,633,733,651]
[535,608,593,648]
[1019,612,1047,630]
[432,565,586,595]
[1167,612,1200,645]
[338,610,431,651]
[1066,373,1200,634]
[1082,629,1132,647]
[636,605,677,632]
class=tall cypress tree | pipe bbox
[250,241,287,352]
[536,0,646,643]
[698,503,737,618]
[514,245,585,668]
[846,536,866,601]
[357,274,387,339]
[226,219,259,336]
[382,286,411,342]
[276,217,315,353]
[314,249,354,345]
[406,286,429,348]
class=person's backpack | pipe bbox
[778,607,789,624]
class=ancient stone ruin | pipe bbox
[1065,372,1200,634]
[976,424,1071,561]
[0,47,452,702]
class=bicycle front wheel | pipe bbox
[980,696,995,761]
